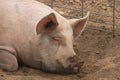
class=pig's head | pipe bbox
[35,12,89,74]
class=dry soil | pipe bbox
[0,0,120,80]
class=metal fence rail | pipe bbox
[49,0,117,37]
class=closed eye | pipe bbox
[52,36,66,46]
[52,37,60,41]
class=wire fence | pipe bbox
[40,0,118,38]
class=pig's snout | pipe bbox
[46,56,84,74]
[70,61,84,73]
[67,56,84,74]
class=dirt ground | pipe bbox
[0,0,120,80]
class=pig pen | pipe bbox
[0,27,120,80]
[0,0,120,80]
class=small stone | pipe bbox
[100,5,107,10]
[74,0,80,3]
[58,11,64,15]
[0,75,4,77]
[70,0,74,3]
[96,51,100,54]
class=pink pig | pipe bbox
[0,0,89,74]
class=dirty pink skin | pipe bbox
[0,0,89,74]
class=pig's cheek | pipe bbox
[50,40,60,54]
[53,41,60,49]
[54,41,59,45]
[51,38,60,46]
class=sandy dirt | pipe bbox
[0,0,120,80]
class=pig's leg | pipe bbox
[0,50,18,71]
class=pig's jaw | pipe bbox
[39,60,82,74]
[41,66,80,74]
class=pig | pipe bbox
[0,0,89,74]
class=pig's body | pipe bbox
[0,0,89,74]
[0,0,62,68]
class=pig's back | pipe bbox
[0,0,55,46]
[0,0,57,57]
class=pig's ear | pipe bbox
[36,13,58,34]
[70,12,90,38]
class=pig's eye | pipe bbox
[52,37,60,41]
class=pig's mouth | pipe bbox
[70,62,83,74]
[41,61,84,74]
[53,58,84,74]
[56,61,84,74]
